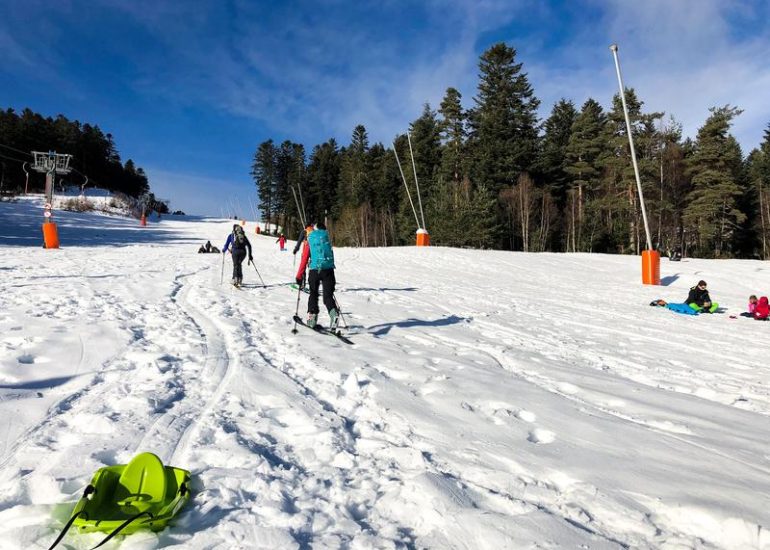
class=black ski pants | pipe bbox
[308,268,336,314]
[232,248,246,280]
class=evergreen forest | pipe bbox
[252,43,770,259]
[0,108,161,208]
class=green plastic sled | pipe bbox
[48,452,191,549]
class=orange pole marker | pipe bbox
[42,222,60,249]
[641,249,660,285]
[140,215,147,227]
[416,229,430,247]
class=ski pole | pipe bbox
[249,259,266,287]
[220,252,225,285]
[332,294,349,329]
[291,284,302,334]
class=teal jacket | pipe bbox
[308,229,335,270]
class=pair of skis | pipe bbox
[292,315,353,345]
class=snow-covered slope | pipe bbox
[1,198,768,549]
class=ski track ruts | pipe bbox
[134,268,236,466]
[0,267,214,512]
[187,287,479,548]
[210,290,623,548]
[190,291,419,547]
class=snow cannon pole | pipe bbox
[610,44,659,285]
[249,259,266,288]
[407,132,430,247]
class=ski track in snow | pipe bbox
[0,197,769,549]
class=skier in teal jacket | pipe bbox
[306,222,337,329]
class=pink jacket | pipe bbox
[749,301,757,313]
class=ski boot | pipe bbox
[307,313,318,329]
[328,308,339,332]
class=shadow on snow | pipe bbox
[367,315,468,337]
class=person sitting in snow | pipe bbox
[649,299,699,315]
[740,295,759,317]
[685,280,719,313]
[752,296,769,321]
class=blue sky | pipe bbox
[1,0,769,216]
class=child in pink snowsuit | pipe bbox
[277,234,286,251]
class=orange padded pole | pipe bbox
[641,250,660,285]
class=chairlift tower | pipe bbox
[32,150,73,248]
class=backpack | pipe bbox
[754,296,769,320]
[232,226,246,249]
[308,229,335,271]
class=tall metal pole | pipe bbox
[610,44,653,251]
[407,131,427,230]
[296,179,307,225]
[393,143,421,229]
[44,153,56,224]
[22,162,29,194]
[291,185,306,228]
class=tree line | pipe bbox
[251,43,770,259]
[0,108,154,201]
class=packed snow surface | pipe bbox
[1,196,769,549]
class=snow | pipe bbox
[1,195,769,549]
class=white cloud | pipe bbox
[528,0,770,150]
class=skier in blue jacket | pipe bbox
[306,221,337,329]
[222,224,253,287]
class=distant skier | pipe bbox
[223,224,253,287]
[294,225,313,288]
[685,280,718,313]
[277,234,286,251]
[306,222,337,329]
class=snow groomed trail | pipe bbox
[1,197,769,549]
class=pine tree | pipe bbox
[306,139,341,225]
[654,117,689,254]
[598,89,663,253]
[564,98,606,251]
[684,106,746,257]
[408,104,441,228]
[251,139,277,230]
[468,43,540,195]
[538,99,577,203]
[438,87,466,186]
[748,125,770,258]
